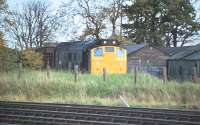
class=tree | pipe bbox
[0,1,18,71]
[77,0,106,39]
[0,32,5,49]
[0,32,5,48]
[0,32,6,62]
[110,34,131,43]
[54,0,78,41]
[7,0,60,50]
[0,32,18,71]
[0,0,6,16]
[123,0,160,45]
[0,0,7,31]
[162,0,200,47]
[21,49,43,70]
[123,0,200,47]
[103,0,125,37]
[0,32,7,71]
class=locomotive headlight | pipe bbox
[113,41,116,44]
[103,41,107,44]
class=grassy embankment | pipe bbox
[0,70,200,109]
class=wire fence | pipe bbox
[139,66,164,79]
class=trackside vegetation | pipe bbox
[0,70,200,109]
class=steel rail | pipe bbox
[0,102,199,122]
[0,101,199,115]
[0,114,127,125]
[0,101,200,125]
[0,109,199,125]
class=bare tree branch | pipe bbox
[103,0,125,36]
[77,0,106,39]
[6,0,60,49]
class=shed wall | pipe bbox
[55,46,84,70]
[168,60,200,81]
[127,46,169,77]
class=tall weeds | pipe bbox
[0,70,199,108]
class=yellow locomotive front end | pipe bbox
[90,45,127,74]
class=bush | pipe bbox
[0,33,18,71]
[21,49,43,70]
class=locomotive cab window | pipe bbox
[94,48,103,57]
[105,47,114,52]
[116,48,124,58]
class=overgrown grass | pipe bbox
[0,70,200,109]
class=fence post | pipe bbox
[68,62,72,71]
[163,67,167,83]
[103,68,107,81]
[18,61,22,79]
[74,65,79,83]
[167,63,170,80]
[134,66,137,84]
[192,66,197,83]
[47,60,50,78]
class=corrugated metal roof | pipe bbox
[56,39,121,50]
[169,44,200,60]
[56,41,84,48]
[184,51,200,60]
[122,43,196,57]
[161,46,192,56]
[56,40,98,51]
[122,43,147,54]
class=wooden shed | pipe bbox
[167,44,200,81]
[55,41,84,70]
[55,39,120,71]
[123,44,170,77]
[36,43,57,68]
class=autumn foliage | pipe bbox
[0,32,5,49]
[0,32,43,71]
[21,49,43,70]
[0,33,7,70]
[0,33,18,71]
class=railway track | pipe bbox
[0,101,200,125]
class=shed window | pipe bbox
[94,48,103,57]
[105,47,114,52]
[116,48,124,58]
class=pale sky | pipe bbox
[6,0,200,45]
